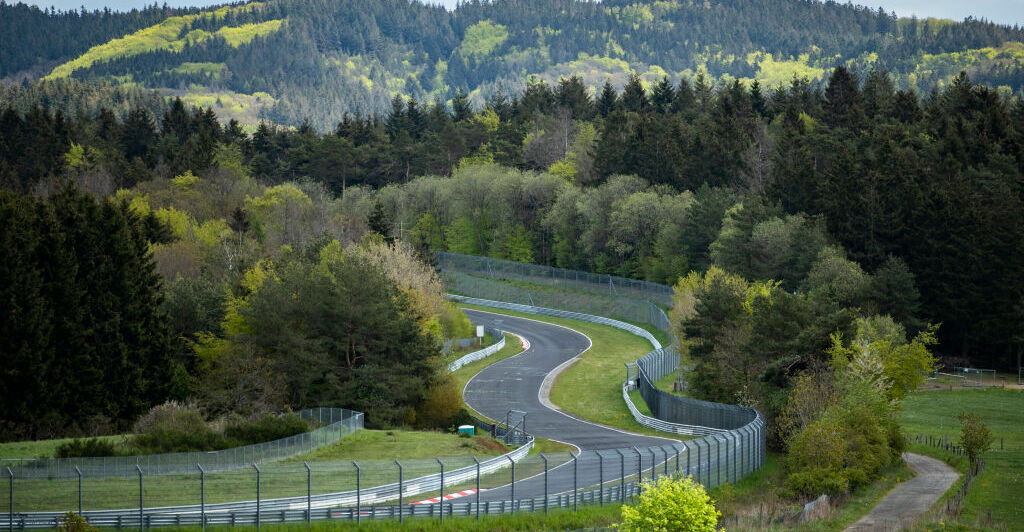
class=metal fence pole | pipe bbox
[136,465,143,532]
[253,463,260,532]
[303,462,311,525]
[632,447,642,491]
[615,449,625,502]
[197,464,205,532]
[505,455,515,513]
[7,467,13,532]
[353,461,360,525]
[571,452,578,512]
[648,448,656,481]
[75,466,82,515]
[472,457,480,520]
[598,452,604,506]
[541,454,548,513]
[435,458,444,523]
[395,460,403,524]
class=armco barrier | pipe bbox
[448,326,506,372]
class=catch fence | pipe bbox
[2,255,767,528]
[437,252,673,307]
[1,409,363,480]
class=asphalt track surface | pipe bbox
[462,309,686,502]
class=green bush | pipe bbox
[223,412,309,446]
[54,438,122,458]
[785,381,900,497]
[58,512,97,532]
[132,407,225,453]
[620,475,719,532]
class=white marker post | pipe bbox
[476,325,484,346]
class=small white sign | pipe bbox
[476,325,485,338]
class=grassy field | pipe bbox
[899,387,1024,530]
[0,434,125,460]
[285,430,509,462]
[457,304,683,440]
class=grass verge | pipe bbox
[0,434,125,461]
[457,303,684,440]
[285,430,508,462]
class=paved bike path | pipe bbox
[844,453,959,531]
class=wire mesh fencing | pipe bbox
[437,252,674,308]
[0,409,363,480]
[4,430,766,529]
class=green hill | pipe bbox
[4,0,1024,129]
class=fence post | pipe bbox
[541,454,548,514]
[197,464,205,532]
[471,457,480,520]
[352,461,360,525]
[136,465,143,532]
[615,449,625,502]
[505,455,515,514]
[661,446,669,477]
[75,466,82,515]
[395,459,403,524]
[648,448,656,481]
[303,462,311,525]
[252,463,260,532]
[632,447,643,493]
[598,452,604,506]
[696,440,703,485]
[716,435,722,487]
[571,452,578,512]
[435,458,444,523]
[7,467,13,532]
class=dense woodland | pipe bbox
[0,63,1019,496]
[4,0,1024,128]
[3,68,1021,372]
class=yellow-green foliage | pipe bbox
[213,20,283,47]
[907,41,1024,91]
[620,476,719,532]
[607,3,655,29]
[460,20,509,58]
[171,170,199,189]
[46,3,282,79]
[165,89,276,128]
[746,52,826,88]
[169,62,226,77]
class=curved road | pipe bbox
[462,309,685,502]
[463,309,675,451]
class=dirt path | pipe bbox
[845,453,959,531]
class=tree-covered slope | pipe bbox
[5,0,1024,128]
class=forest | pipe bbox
[4,0,1024,129]
[1,62,1020,503]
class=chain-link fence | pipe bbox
[0,409,363,480]
[4,430,763,529]
[437,252,674,308]
[1,256,768,529]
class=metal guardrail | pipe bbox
[1,409,364,480]
[4,439,535,529]
[448,326,506,372]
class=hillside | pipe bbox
[4,0,1024,129]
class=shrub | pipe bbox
[58,512,97,532]
[54,438,121,458]
[222,412,309,446]
[619,475,719,532]
[957,411,993,467]
[131,402,225,453]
